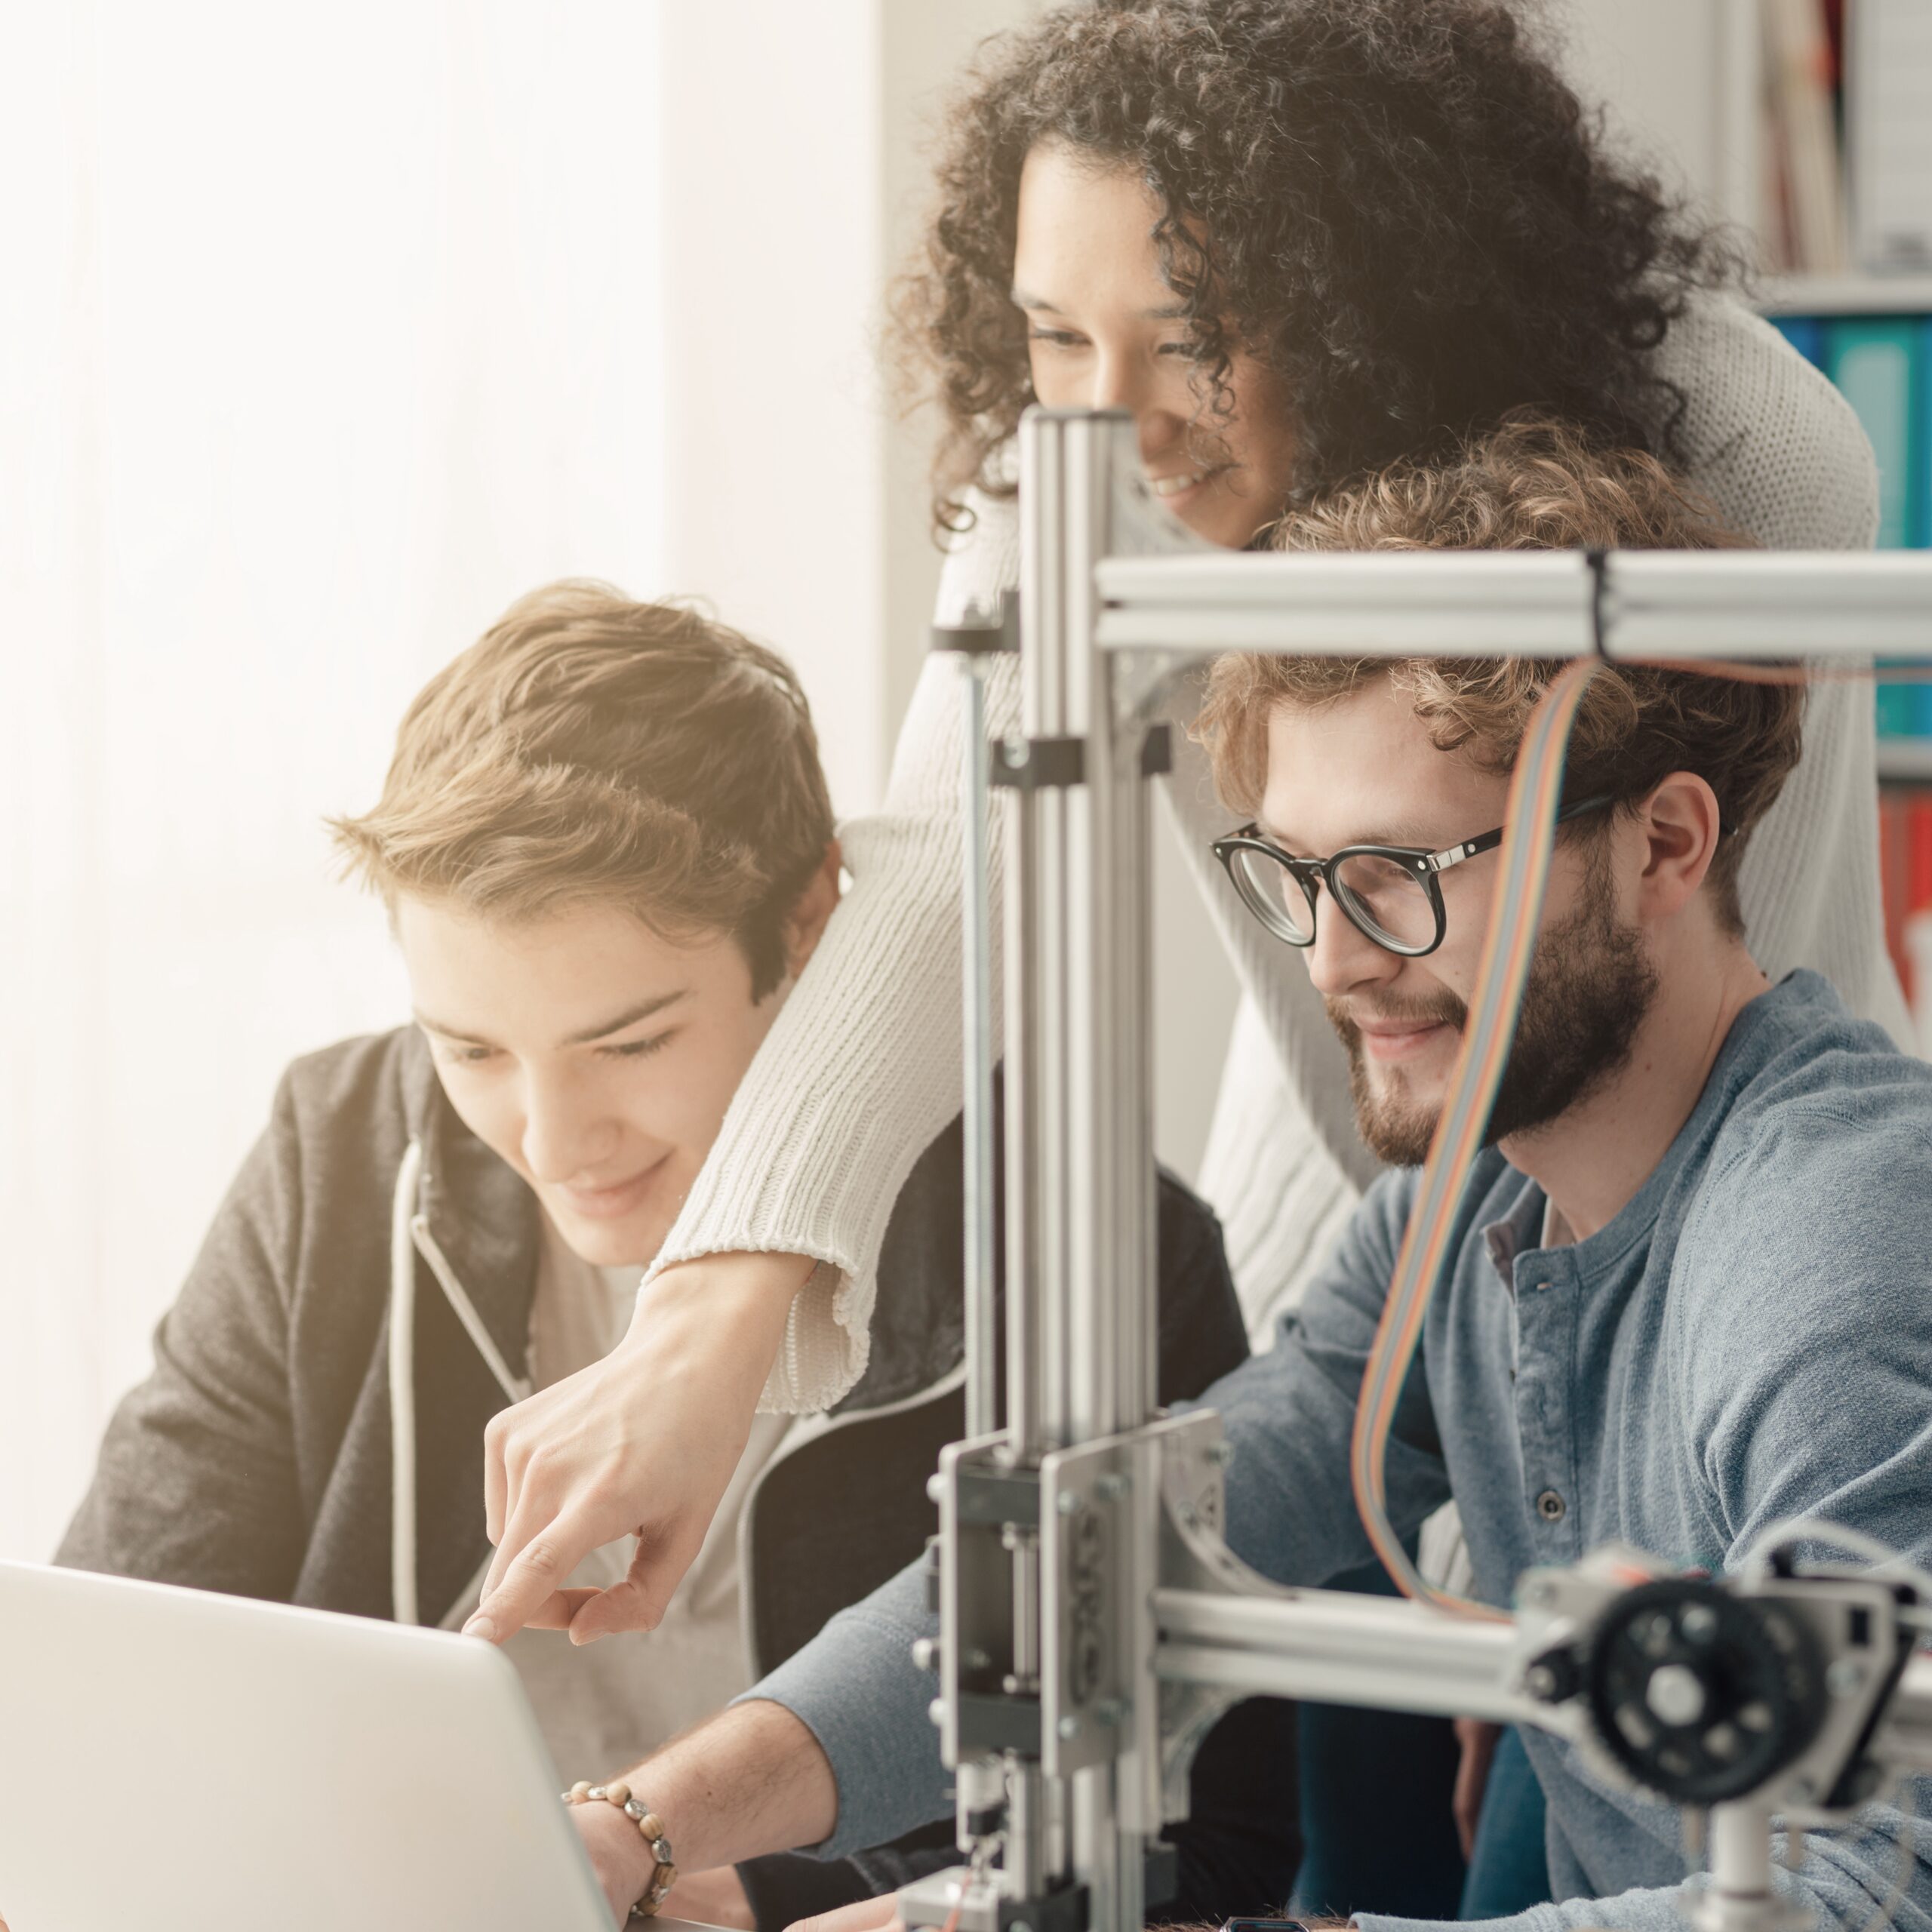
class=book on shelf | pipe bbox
[1823,315,1928,549]
[1755,0,1932,278]
[1847,0,1932,273]
[1761,0,1848,275]
[1878,791,1932,1048]
[1774,307,1932,740]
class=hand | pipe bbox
[1452,1715,1503,1862]
[467,1251,814,1644]
[569,1799,663,1929]
[787,1899,903,1932]
[667,1866,757,1930]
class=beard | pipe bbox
[1327,882,1661,1168]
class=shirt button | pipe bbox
[1537,1488,1567,1522]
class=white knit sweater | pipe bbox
[648,297,1907,1404]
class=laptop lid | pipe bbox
[0,1559,657,1931]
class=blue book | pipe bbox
[1917,317,1932,551]
[1825,317,1927,550]
[1918,321,1932,737]
[1773,315,1826,366]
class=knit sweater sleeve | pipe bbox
[641,515,1021,1413]
[1657,294,1910,1048]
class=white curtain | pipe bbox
[0,2,663,1561]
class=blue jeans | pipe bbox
[1460,1726,1550,1921]
[1291,1557,1466,1921]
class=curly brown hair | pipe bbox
[898,0,1732,531]
[1193,418,1801,936]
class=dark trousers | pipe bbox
[1291,1555,1555,1923]
[1291,1555,1468,1921]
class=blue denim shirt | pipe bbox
[752,973,1932,1932]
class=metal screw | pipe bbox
[929,1699,947,1727]
[926,1474,946,1505]
[1646,1663,1708,1727]
[1828,1659,1866,1699]
[965,1647,993,1672]
[1205,1441,1235,1468]
[912,1638,943,1672]
[1057,1715,1081,1740]
[1681,1604,1719,1643]
[1095,1472,1131,1501]
[1057,1489,1084,1516]
[1094,1698,1128,1727]
[1526,1663,1559,1700]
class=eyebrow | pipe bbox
[414,989,691,1051]
[1254,816,1445,855]
[1009,285,1193,322]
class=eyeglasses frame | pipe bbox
[1210,793,1616,959]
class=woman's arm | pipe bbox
[1657,296,1910,1046]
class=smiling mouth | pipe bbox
[557,1156,669,1218]
[1355,1018,1457,1064]
[1146,465,1227,499]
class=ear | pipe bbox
[1629,773,1724,926]
[780,840,844,979]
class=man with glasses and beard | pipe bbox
[560,420,1932,1932]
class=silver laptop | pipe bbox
[0,1559,721,1932]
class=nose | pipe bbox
[1085,354,1186,464]
[1302,888,1404,1004]
[519,1066,619,1184]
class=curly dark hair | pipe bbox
[897,0,1734,531]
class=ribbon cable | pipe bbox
[1348,657,1603,1619]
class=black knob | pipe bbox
[1583,1578,1826,1805]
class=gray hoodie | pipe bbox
[58,1023,1299,1926]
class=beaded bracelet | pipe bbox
[562,1779,678,1920]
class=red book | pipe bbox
[1881,791,1912,1001]
[1912,798,1932,913]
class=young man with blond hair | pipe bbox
[60,581,1289,1929]
[555,422,1932,1932]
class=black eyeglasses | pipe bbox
[1210,795,1614,958]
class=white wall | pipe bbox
[0,2,665,1564]
[1548,0,1755,229]
[656,2,1043,822]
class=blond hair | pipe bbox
[330,581,835,997]
[1195,417,1800,933]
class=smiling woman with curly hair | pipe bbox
[900,0,1729,531]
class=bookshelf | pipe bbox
[1875,741,1932,783]
[1758,273,1932,318]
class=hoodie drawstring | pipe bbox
[388,1137,534,1628]
[388,1141,422,1627]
